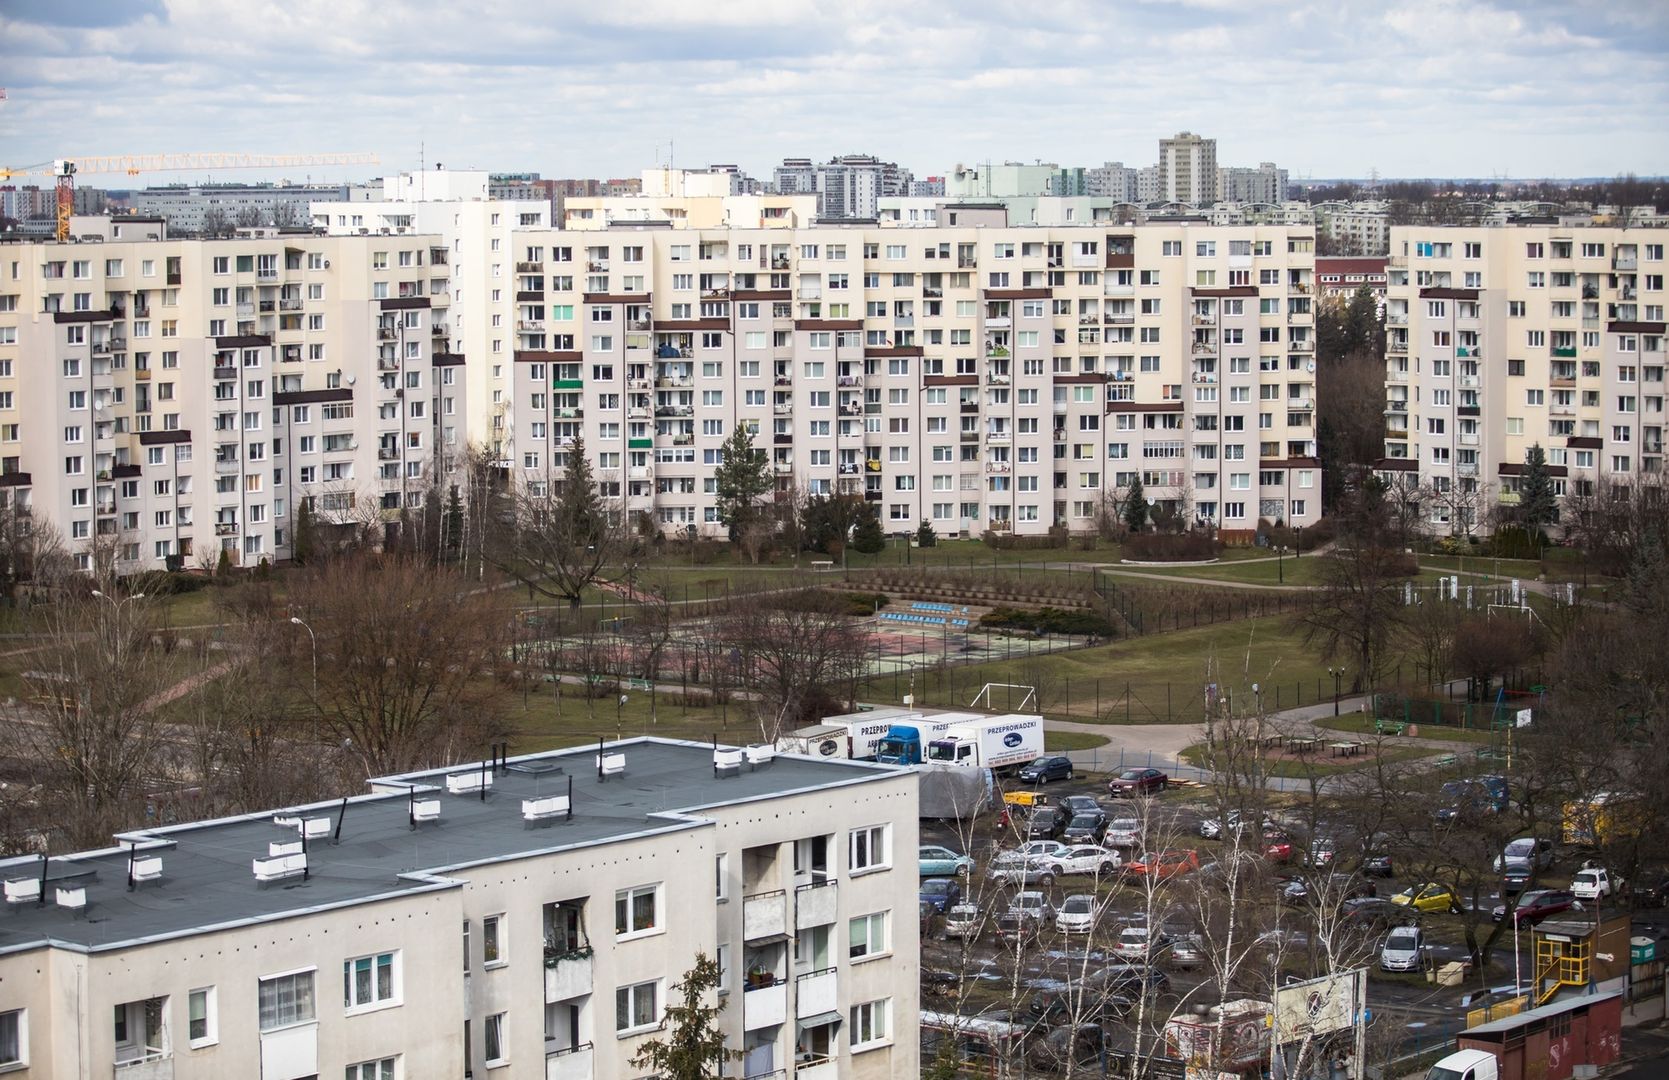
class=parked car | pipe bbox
[1500,865,1535,897]
[1126,849,1200,879]
[1018,755,1075,784]
[1108,767,1168,797]
[1341,898,1413,934]
[1034,844,1122,880]
[1008,890,1055,923]
[1113,923,1171,962]
[919,845,974,877]
[1358,835,1395,878]
[1391,883,1460,913]
[1435,775,1510,823]
[1380,925,1426,972]
[1571,866,1618,902]
[1029,1023,1106,1072]
[1013,840,1069,861]
[1492,888,1577,925]
[1309,832,1340,868]
[1635,871,1669,908]
[1026,807,1069,841]
[943,903,983,940]
[920,901,941,938]
[995,911,1039,947]
[920,877,964,912]
[1104,817,1143,848]
[1281,873,1377,905]
[1168,933,1206,969]
[1263,829,1295,863]
[1199,809,1264,840]
[1057,795,1103,817]
[1085,962,1172,1003]
[988,852,1049,887]
[1061,812,1110,845]
[1055,893,1103,934]
[1494,837,1556,874]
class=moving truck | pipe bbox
[926,714,1045,774]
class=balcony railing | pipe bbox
[545,1043,593,1080]
[796,967,838,1018]
[742,977,787,1030]
[544,950,593,1002]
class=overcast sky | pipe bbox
[2,0,1666,188]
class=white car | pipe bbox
[1104,818,1143,848]
[987,852,1049,887]
[943,903,983,940]
[1055,894,1102,934]
[1009,890,1055,923]
[1112,923,1168,961]
[1493,837,1555,873]
[1571,866,1617,901]
[1012,840,1069,860]
[1034,845,1122,881]
[1380,925,1425,972]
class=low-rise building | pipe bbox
[0,738,920,1080]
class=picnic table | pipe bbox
[1328,741,1365,758]
[1286,736,1321,755]
[1256,733,1286,749]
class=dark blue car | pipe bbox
[1019,756,1074,784]
[919,877,963,912]
[1436,775,1509,823]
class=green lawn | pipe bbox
[1313,714,1498,745]
[1044,730,1109,752]
[876,615,1416,725]
[503,680,738,751]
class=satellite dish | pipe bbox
[1306,360,1316,373]
[346,374,357,385]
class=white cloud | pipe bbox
[0,0,1663,181]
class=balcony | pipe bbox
[545,950,593,1002]
[113,1053,174,1080]
[1460,433,1480,446]
[986,432,1010,444]
[743,890,787,942]
[794,880,836,928]
[984,373,1010,385]
[796,968,838,1019]
[1191,342,1217,356]
[545,1044,593,1080]
[1105,314,1135,325]
[1459,375,1480,388]
[985,461,1011,474]
[1553,347,1578,358]
[1387,313,1408,326]
[518,320,546,332]
[796,1060,838,1080]
[796,286,821,300]
[1289,340,1314,352]
[214,458,241,474]
[1387,370,1407,383]
[256,268,279,281]
[517,261,544,274]
[280,298,302,311]
[743,978,787,1030]
[135,368,152,381]
[1388,340,1408,354]
[215,522,239,537]
[984,316,1011,329]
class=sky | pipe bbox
[1,0,1666,188]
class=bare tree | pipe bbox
[288,555,511,775]
[491,440,619,609]
[714,592,875,743]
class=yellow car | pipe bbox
[1391,883,1459,913]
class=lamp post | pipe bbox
[1277,543,1285,584]
[291,616,318,742]
[91,589,145,666]
[1327,666,1344,717]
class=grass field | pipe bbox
[1044,730,1110,752]
[1178,740,1441,778]
[1312,714,1499,745]
[866,615,1416,724]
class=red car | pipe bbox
[1126,849,1200,879]
[1491,889,1577,925]
[1263,829,1294,863]
[1108,768,1169,797]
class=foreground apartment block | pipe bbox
[1379,226,1667,531]
[0,222,463,571]
[0,739,919,1080]
[500,220,1322,537]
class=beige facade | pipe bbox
[1379,226,1667,532]
[502,223,1322,537]
[0,230,469,572]
[0,739,920,1080]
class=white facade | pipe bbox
[0,739,920,1080]
[1158,133,1219,204]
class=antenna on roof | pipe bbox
[332,796,348,844]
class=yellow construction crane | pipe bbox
[0,152,381,241]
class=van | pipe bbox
[1380,925,1425,972]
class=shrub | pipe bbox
[1488,527,1545,560]
[1124,532,1222,561]
[982,531,1068,552]
[980,606,1115,637]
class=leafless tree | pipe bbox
[713,592,875,743]
[490,446,623,610]
[287,555,511,775]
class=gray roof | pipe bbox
[0,738,900,955]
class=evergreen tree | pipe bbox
[851,501,886,554]
[915,518,937,548]
[712,425,772,541]
[292,500,316,565]
[1519,443,1556,534]
[627,953,740,1080]
[1122,475,1148,534]
[444,484,464,564]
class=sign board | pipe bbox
[1516,708,1533,728]
[1273,968,1367,1043]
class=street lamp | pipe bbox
[91,590,145,665]
[1327,666,1344,717]
[1277,543,1285,585]
[291,616,318,743]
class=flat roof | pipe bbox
[0,738,901,955]
[1463,991,1622,1034]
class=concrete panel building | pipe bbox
[0,739,920,1080]
[1158,133,1218,204]
[1378,226,1666,533]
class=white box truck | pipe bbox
[926,714,1045,775]
[812,708,913,761]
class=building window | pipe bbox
[849,912,888,960]
[615,980,661,1034]
[0,1009,23,1067]
[482,914,504,967]
[850,999,890,1049]
[615,884,661,938]
[187,988,216,1046]
[347,1058,397,1080]
[849,824,890,872]
[258,970,316,1032]
[344,951,399,1010]
[484,1012,507,1067]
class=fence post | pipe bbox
[1126,683,1132,724]
[1166,683,1171,721]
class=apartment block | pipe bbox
[1379,226,1667,532]
[1158,132,1218,204]
[0,227,464,572]
[0,739,920,1080]
[500,224,1322,537]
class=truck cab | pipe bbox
[1426,1049,1498,1080]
